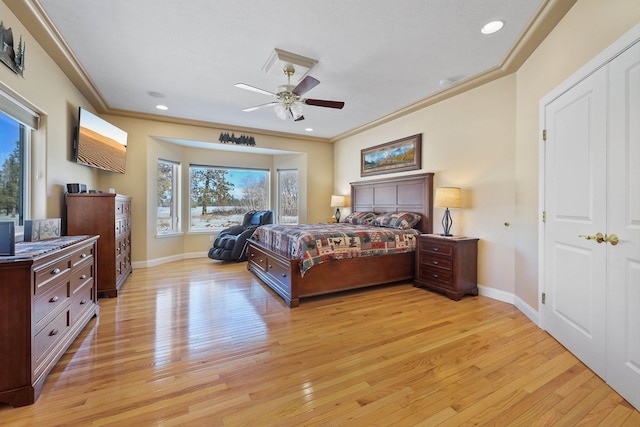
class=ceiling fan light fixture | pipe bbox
[290,102,304,120]
[274,103,288,120]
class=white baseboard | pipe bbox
[131,251,208,269]
[478,284,539,326]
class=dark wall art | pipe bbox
[0,20,25,77]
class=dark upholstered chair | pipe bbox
[208,210,274,261]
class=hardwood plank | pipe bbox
[0,258,636,425]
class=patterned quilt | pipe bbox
[251,223,420,276]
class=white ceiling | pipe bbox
[24,0,560,140]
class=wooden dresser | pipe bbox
[66,193,132,297]
[0,235,99,407]
[414,234,479,300]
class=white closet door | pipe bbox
[606,41,640,410]
[543,66,608,378]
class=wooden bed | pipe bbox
[247,172,434,307]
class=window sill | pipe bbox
[155,232,184,239]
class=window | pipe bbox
[157,159,181,234]
[278,169,298,224]
[189,165,269,231]
[0,92,36,234]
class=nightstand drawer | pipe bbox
[420,241,453,257]
[418,254,453,270]
[418,265,453,287]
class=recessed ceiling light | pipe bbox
[305,128,313,132]
[481,20,504,35]
[155,104,168,110]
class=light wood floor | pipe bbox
[1,259,638,426]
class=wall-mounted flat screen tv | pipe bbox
[74,107,128,173]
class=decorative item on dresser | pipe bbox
[66,193,132,297]
[0,235,99,407]
[414,234,479,300]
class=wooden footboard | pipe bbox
[247,239,415,307]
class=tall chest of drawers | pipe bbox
[0,235,99,407]
[66,193,132,297]
[414,234,479,300]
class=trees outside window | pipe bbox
[189,166,269,231]
[0,111,28,231]
[278,169,298,224]
[157,159,181,234]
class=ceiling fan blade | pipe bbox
[304,99,345,109]
[292,76,320,96]
[242,102,278,112]
[294,115,305,122]
[235,83,276,97]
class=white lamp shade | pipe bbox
[330,195,346,207]
[434,187,461,208]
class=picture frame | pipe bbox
[361,133,422,176]
[23,218,61,242]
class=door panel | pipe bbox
[544,66,608,378]
[606,41,640,410]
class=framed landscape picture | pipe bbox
[361,134,422,176]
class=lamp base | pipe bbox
[441,208,453,236]
[335,208,341,223]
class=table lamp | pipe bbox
[434,187,461,236]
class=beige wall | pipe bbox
[334,76,518,296]
[97,115,332,265]
[0,2,99,221]
[334,0,640,310]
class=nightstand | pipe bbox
[414,234,479,300]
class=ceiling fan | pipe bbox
[235,65,344,121]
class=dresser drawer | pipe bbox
[71,261,94,295]
[70,280,94,326]
[34,257,72,295]
[419,241,454,257]
[419,254,453,270]
[34,281,69,327]
[34,310,69,365]
[70,245,94,269]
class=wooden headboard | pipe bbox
[350,173,434,234]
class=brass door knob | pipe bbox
[604,233,619,245]
[578,232,604,243]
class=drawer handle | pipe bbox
[80,299,88,305]
[432,260,439,265]
[268,264,273,269]
[432,247,439,252]
[80,253,87,258]
[52,268,61,274]
[250,253,255,258]
[117,247,121,252]
[432,274,439,278]
[80,274,87,279]
[49,329,59,336]
[281,273,286,278]
[49,295,59,303]
[259,259,264,263]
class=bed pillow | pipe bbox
[372,212,422,230]
[342,211,377,225]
